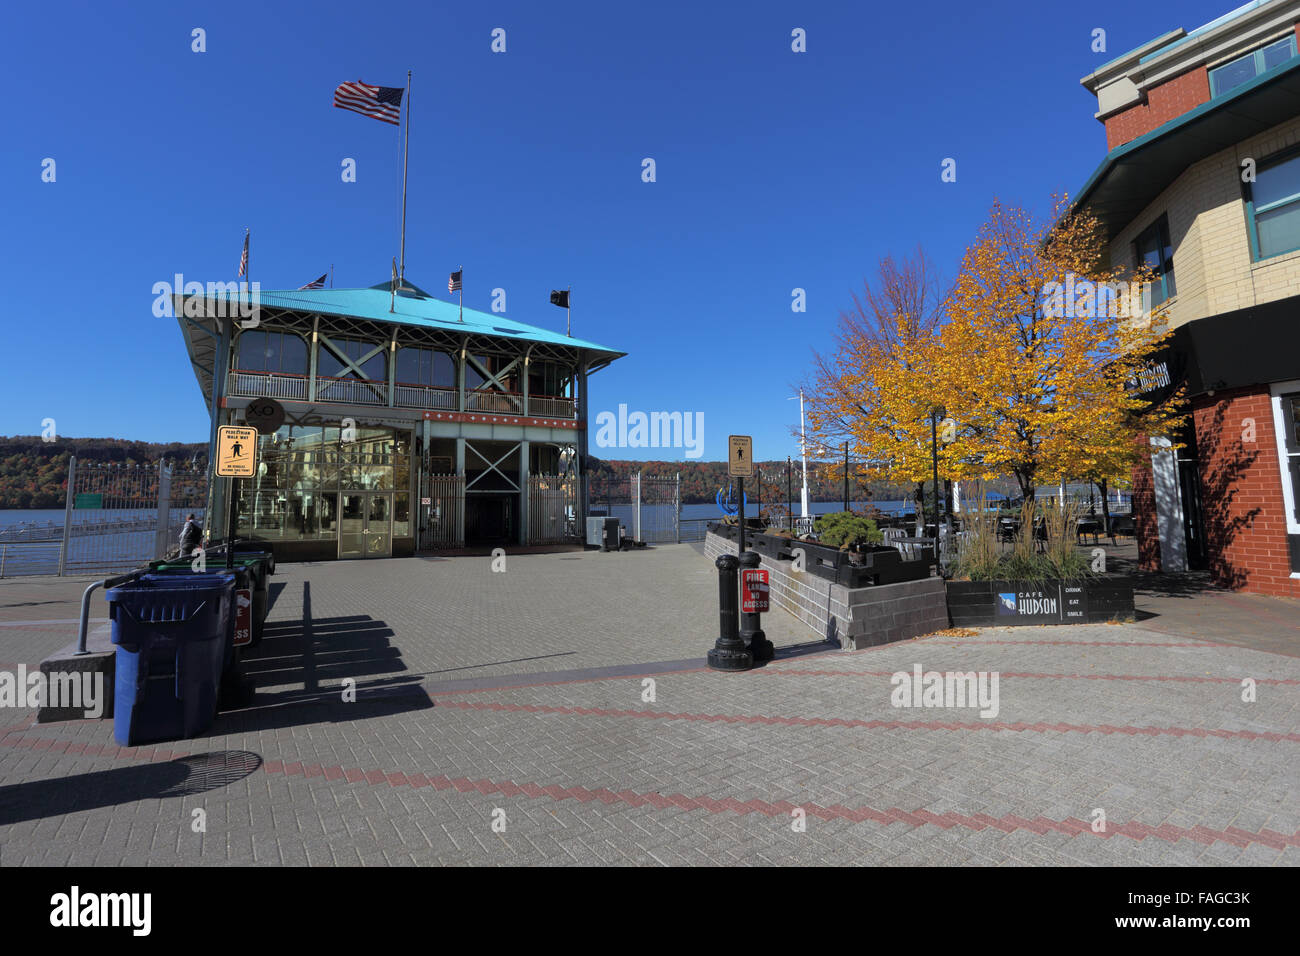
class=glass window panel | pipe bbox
[1256,202,1300,257]
[1253,155,1300,208]
[280,334,308,373]
[1211,53,1258,96]
[397,347,426,385]
[1263,36,1295,70]
[433,352,455,388]
[236,331,267,370]
[394,493,410,537]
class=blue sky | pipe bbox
[1,0,1237,462]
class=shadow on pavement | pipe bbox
[215,580,435,734]
[0,750,263,826]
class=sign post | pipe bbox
[216,425,257,570]
[728,435,753,554]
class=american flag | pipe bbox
[299,274,327,290]
[333,81,403,125]
[448,270,462,293]
[237,231,249,278]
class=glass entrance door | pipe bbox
[338,492,392,558]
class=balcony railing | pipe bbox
[227,371,579,420]
[466,389,525,414]
[228,370,308,401]
[315,375,387,405]
[394,383,457,410]
[528,394,576,419]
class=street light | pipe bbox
[787,390,810,522]
[928,404,945,574]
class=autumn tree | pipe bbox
[936,198,1184,502]
[805,246,956,518]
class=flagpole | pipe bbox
[399,70,411,283]
[329,263,333,289]
[567,285,571,337]
[458,265,463,323]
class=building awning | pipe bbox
[1074,53,1300,243]
[1136,292,1300,403]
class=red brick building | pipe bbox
[1077,0,1300,598]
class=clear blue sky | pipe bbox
[0,0,1235,462]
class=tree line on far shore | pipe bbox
[0,436,207,509]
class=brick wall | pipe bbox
[1105,69,1211,151]
[1131,441,1162,571]
[1193,387,1299,597]
[1109,113,1300,331]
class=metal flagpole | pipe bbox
[458,265,463,323]
[329,263,333,288]
[566,286,571,337]
[399,70,411,283]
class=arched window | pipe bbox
[318,337,386,380]
[234,330,309,373]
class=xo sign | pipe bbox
[245,397,286,435]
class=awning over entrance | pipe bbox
[1135,293,1300,403]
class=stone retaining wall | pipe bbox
[704,532,949,649]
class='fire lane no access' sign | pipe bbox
[216,425,258,477]
[728,435,753,477]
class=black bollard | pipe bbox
[708,554,752,671]
[738,551,774,663]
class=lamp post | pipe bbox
[929,405,945,574]
[788,391,809,522]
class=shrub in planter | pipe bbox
[813,512,883,549]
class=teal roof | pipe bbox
[196,279,624,358]
[1071,52,1300,239]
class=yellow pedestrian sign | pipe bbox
[728,435,754,477]
[216,425,258,477]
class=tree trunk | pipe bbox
[1097,479,1115,546]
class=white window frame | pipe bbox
[1270,378,1300,578]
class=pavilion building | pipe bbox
[173,279,624,561]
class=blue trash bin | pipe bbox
[108,571,236,746]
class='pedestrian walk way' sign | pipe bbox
[217,425,257,477]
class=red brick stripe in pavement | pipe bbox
[427,699,1300,741]
[1,726,1293,853]
[756,668,1300,686]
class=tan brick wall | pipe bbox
[1109,113,1300,329]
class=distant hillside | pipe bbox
[587,456,938,506]
[0,436,207,509]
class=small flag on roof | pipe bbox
[549,289,570,309]
[333,80,403,125]
[299,274,328,290]
[237,230,249,278]
[448,269,462,293]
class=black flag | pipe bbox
[550,289,570,308]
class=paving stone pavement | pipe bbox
[0,544,1297,866]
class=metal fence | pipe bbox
[0,457,209,578]
[528,474,578,545]
[419,474,465,550]
[586,471,682,544]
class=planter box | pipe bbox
[750,532,796,560]
[946,577,1135,627]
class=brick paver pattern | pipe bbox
[0,544,1297,866]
